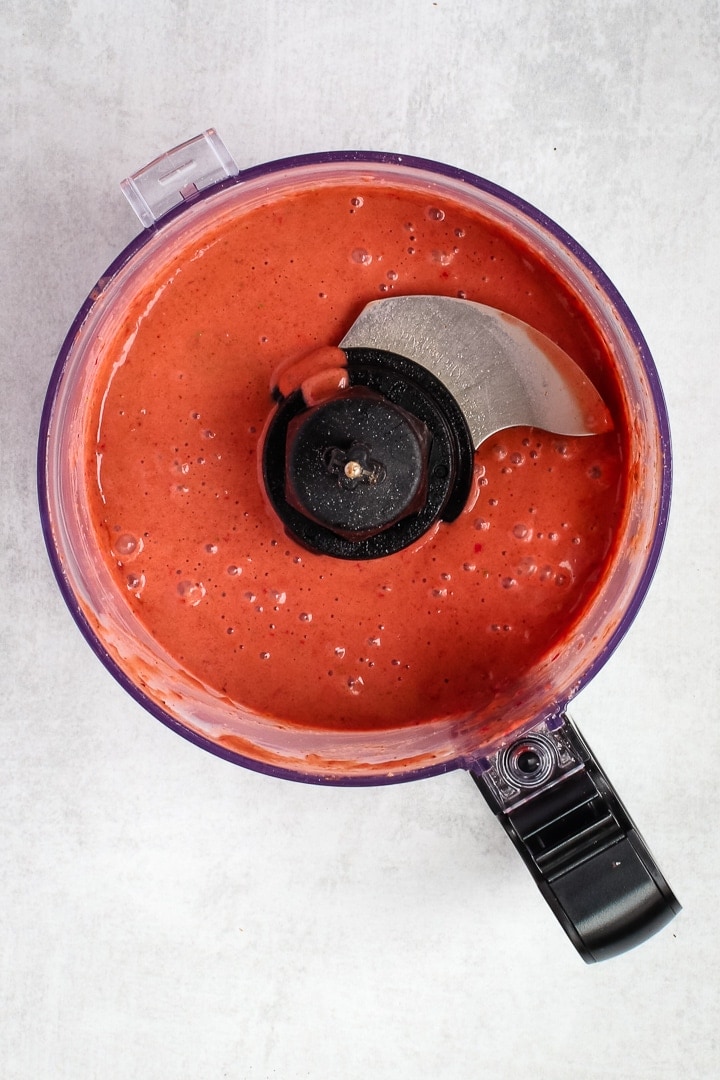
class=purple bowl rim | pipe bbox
[37,148,672,787]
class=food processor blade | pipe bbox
[340,295,612,448]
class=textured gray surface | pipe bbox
[2,1,718,1077]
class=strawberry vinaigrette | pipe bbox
[83,176,627,736]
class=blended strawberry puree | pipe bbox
[85,178,626,734]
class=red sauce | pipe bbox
[85,180,625,734]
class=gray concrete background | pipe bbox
[2,2,718,1077]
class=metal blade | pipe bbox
[340,296,612,448]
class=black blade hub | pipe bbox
[262,347,474,559]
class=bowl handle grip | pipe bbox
[470,714,680,962]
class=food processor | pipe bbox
[38,130,680,961]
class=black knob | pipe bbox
[285,389,431,541]
[261,348,474,560]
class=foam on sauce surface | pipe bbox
[85,181,625,733]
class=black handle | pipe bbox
[470,715,680,962]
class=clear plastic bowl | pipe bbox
[38,151,671,784]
